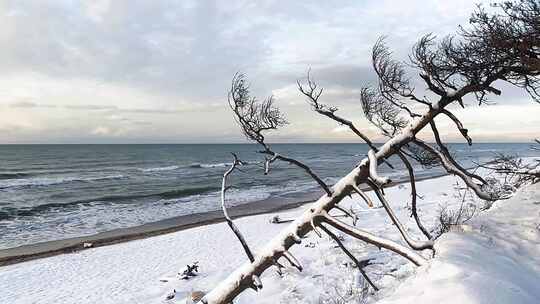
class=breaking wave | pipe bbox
[0,185,219,221]
[0,175,127,190]
[138,166,180,172]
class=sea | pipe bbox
[0,143,536,250]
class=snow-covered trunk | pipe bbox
[201,104,446,304]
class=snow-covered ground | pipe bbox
[1,174,538,304]
[378,181,540,304]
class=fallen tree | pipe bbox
[201,1,539,303]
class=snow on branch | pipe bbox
[316,211,427,266]
[221,154,255,263]
[366,149,391,186]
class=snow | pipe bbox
[377,182,540,304]
[0,174,538,304]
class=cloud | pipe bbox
[8,100,39,108]
[0,0,537,143]
[8,99,59,109]
[0,0,272,100]
[331,125,349,133]
[90,125,128,137]
[4,101,195,114]
[0,124,28,134]
[0,0,486,99]
[106,114,124,121]
[91,126,112,136]
[82,0,111,23]
[64,104,118,110]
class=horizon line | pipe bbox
[0,141,535,145]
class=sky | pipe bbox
[0,0,538,144]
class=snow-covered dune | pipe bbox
[378,182,540,304]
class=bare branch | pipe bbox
[372,37,427,116]
[281,251,303,272]
[396,151,433,240]
[350,183,375,208]
[411,34,449,97]
[318,223,379,291]
[228,73,287,146]
[316,211,427,266]
[401,142,441,168]
[298,72,395,169]
[414,139,498,201]
[270,153,332,196]
[430,120,486,184]
[411,1,540,104]
[476,153,540,188]
[221,154,258,285]
[366,179,434,251]
[229,73,332,196]
[360,87,408,137]
[334,205,358,226]
[441,109,472,145]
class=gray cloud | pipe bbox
[0,1,274,100]
[8,100,39,108]
[8,100,57,108]
[64,104,118,110]
[0,1,484,100]
[5,101,221,114]
[0,0,537,143]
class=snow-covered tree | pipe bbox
[202,1,539,303]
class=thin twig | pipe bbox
[318,224,379,291]
[396,151,433,240]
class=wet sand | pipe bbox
[0,172,449,267]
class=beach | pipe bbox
[5,172,536,304]
[0,171,450,267]
[0,192,317,267]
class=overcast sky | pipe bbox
[0,0,538,144]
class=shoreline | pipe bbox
[0,172,449,267]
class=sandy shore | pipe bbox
[0,192,316,267]
[0,172,449,266]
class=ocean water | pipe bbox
[0,143,536,250]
